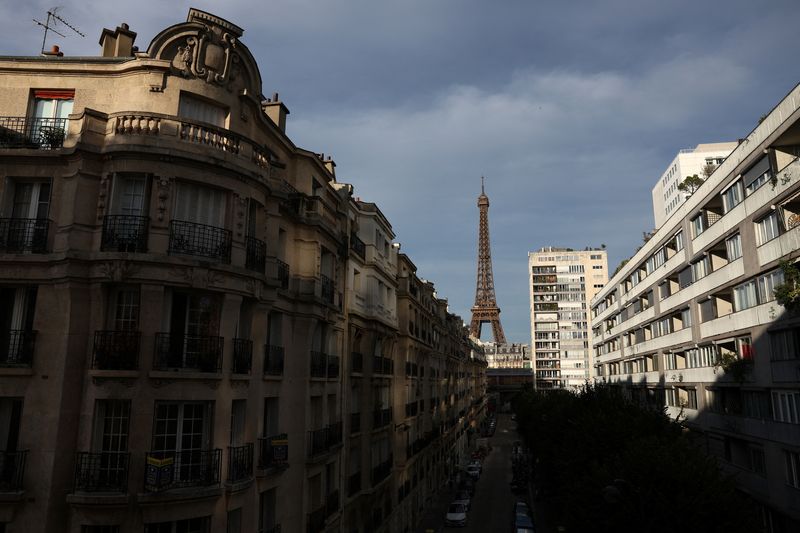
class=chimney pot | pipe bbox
[51,45,60,53]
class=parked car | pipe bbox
[468,460,482,474]
[458,477,476,495]
[465,464,481,479]
[445,503,468,527]
[514,511,535,533]
[453,490,472,511]
[514,501,530,516]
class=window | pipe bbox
[93,400,130,453]
[722,180,743,213]
[743,156,772,196]
[733,280,758,311]
[108,286,139,331]
[227,509,241,533]
[174,182,226,228]
[3,179,51,221]
[178,93,226,128]
[691,257,709,281]
[785,450,800,489]
[725,233,742,261]
[758,268,784,304]
[31,89,73,143]
[259,489,277,532]
[756,212,781,245]
[0,287,37,362]
[771,329,800,361]
[110,174,149,217]
[772,390,800,424]
[151,401,212,455]
[674,231,684,251]
[742,391,770,419]
[680,308,692,328]
[691,214,705,238]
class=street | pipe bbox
[417,413,550,533]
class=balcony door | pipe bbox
[0,288,36,363]
[152,402,211,484]
[0,398,22,489]
[174,182,225,227]
[31,90,73,147]
[167,292,221,369]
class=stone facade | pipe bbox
[0,9,486,533]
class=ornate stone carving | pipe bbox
[100,261,139,282]
[97,174,110,221]
[245,278,263,299]
[169,267,194,283]
[156,177,171,222]
[234,194,247,238]
[171,25,240,88]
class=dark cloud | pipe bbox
[3,0,798,341]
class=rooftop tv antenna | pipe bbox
[33,8,85,54]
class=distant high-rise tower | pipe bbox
[470,178,507,344]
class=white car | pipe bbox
[445,503,468,527]
[453,490,472,511]
[465,464,481,479]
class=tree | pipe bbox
[677,174,705,195]
[701,163,717,179]
[774,259,800,313]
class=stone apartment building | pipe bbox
[0,9,487,533]
[591,83,800,530]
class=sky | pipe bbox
[3,0,799,343]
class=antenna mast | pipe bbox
[33,8,85,54]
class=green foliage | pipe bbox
[512,384,759,533]
[714,351,751,383]
[677,174,705,195]
[612,258,629,277]
[774,259,800,313]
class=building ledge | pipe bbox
[137,485,223,505]
[255,464,289,478]
[225,477,253,493]
[0,368,34,377]
[147,370,223,382]
[89,369,140,380]
[67,492,130,506]
[0,491,25,504]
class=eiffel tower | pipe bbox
[469,177,507,344]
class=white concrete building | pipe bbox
[591,84,800,531]
[652,142,738,229]
[529,248,608,390]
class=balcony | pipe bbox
[0,450,27,491]
[373,408,392,429]
[153,333,223,373]
[371,456,392,487]
[258,434,288,469]
[0,218,50,253]
[0,116,66,149]
[351,351,363,374]
[350,412,361,435]
[227,443,253,483]
[327,354,340,379]
[276,260,290,289]
[231,338,252,374]
[320,274,334,305]
[167,220,231,263]
[325,489,340,519]
[0,330,36,367]
[73,452,129,493]
[307,505,326,533]
[101,215,149,253]
[405,401,418,418]
[143,449,221,492]
[92,330,140,370]
[347,471,361,497]
[264,345,284,376]
[350,233,366,259]
[308,422,342,459]
[310,351,327,378]
[245,236,266,273]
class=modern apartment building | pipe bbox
[652,142,738,229]
[0,9,487,533]
[591,85,800,530]
[528,248,608,390]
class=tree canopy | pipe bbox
[513,384,760,533]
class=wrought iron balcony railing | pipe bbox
[167,220,231,263]
[245,236,266,273]
[310,350,327,378]
[73,452,130,492]
[227,443,253,483]
[327,354,340,379]
[153,333,223,373]
[0,218,49,253]
[101,215,149,253]
[320,274,334,304]
[264,345,284,376]
[0,117,67,149]
[0,450,27,491]
[350,233,365,259]
[92,330,140,370]
[231,338,253,374]
[371,456,392,487]
[0,330,36,367]
[372,355,393,375]
[276,260,289,289]
[258,433,288,469]
[307,505,326,533]
[143,449,221,492]
[308,427,329,458]
[350,351,363,374]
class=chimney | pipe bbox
[99,23,137,57]
[263,92,290,132]
[323,155,336,178]
[41,45,64,57]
